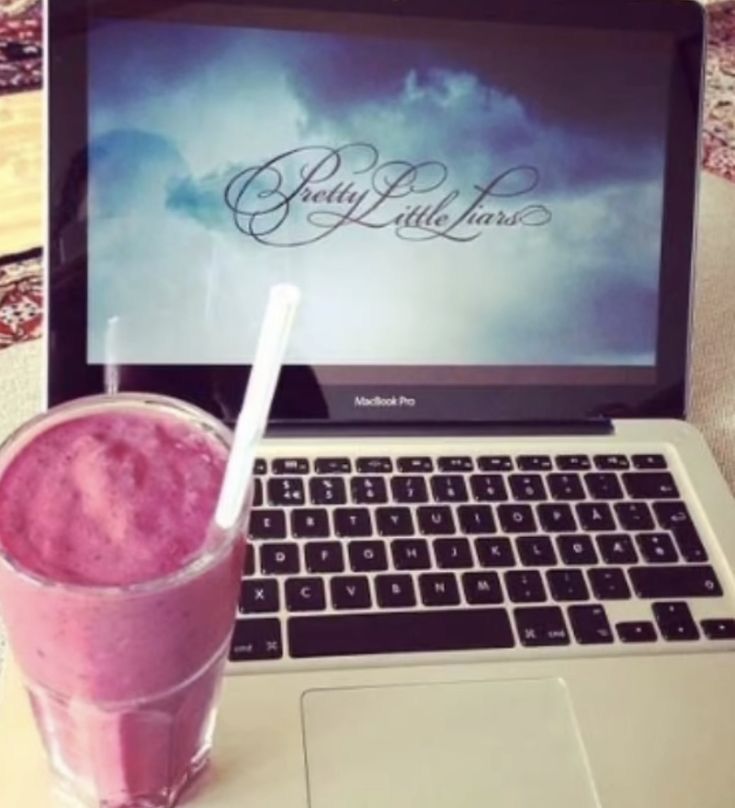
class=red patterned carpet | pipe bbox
[0,249,42,349]
[0,2,734,350]
[0,3,41,96]
[704,2,735,182]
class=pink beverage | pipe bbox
[0,394,246,808]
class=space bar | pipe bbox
[288,609,515,658]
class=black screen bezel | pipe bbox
[47,0,704,426]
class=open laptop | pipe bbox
[2,0,735,805]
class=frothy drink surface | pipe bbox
[0,409,227,585]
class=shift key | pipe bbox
[629,565,723,598]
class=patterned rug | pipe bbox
[0,2,733,350]
[0,248,42,349]
[0,1,41,96]
[704,2,735,182]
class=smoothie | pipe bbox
[0,395,245,807]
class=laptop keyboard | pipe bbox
[230,451,735,664]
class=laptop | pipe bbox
[2,0,734,805]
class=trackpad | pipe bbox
[302,678,600,808]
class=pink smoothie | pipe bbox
[0,399,245,806]
[0,409,227,586]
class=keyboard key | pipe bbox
[351,476,388,504]
[636,532,678,563]
[469,474,508,502]
[253,478,263,507]
[240,579,279,614]
[671,524,708,563]
[376,575,416,609]
[505,570,546,603]
[254,458,267,475]
[285,577,326,612]
[509,474,547,501]
[568,604,613,644]
[597,533,638,565]
[398,456,433,473]
[244,547,256,576]
[260,543,300,575]
[498,504,537,533]
[517,455,553,471]
[594,454,630,470]
[458,505,496,534]
[315,457,351,474]
[267,477,306,506]
[434,537,474,569]
[653,601,699,641]
[615,502,654,531]
[462,572,503,604]
[348,541,388,572]
[701,619,735,640]
[653,501,692,529]
[330,576,372,610]
[376,507,415,536]
[305,542,345,573]
[584,473,623,500]
[310,477,347,505]
[419,573,461,606]
[417,506,456,535]
[588,568,631,600]
[249,509,287,540]
[230,619,283,661]
[391,475,429,503]
[629,565,722,598]
[517,536,557,567]
[478,455,513,472]
[632,454,667,470]
[476,537,515,568]
[356,457,393,473]
[290,508,330,539]
[431,474,469,503]
[333,507,372,537]
[272,458,309,475]
[514,606,570,646]
[557,534,598,565]
[438,456,474,472]
[653,503,709,560]
[576,503,615,531]
[555,455,591,471]
[546,473,585,501]
[617,621,657,643]
[547,570,589,601]
[623,473,679,500]
[288,609,515,657]
[538,503,577,532]
[391,539,431,570]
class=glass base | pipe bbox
[52,749,210,808]
[25,650,226,808]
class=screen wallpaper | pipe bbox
[87,16,671,366]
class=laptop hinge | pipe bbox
[265,418,614,438]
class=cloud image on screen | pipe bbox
[87,18,669,366]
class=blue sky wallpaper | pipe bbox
[87,18,670,365]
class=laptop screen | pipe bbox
[48,0,704,423]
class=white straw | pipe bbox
[214,284,301,531]
[104,316,121,395]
